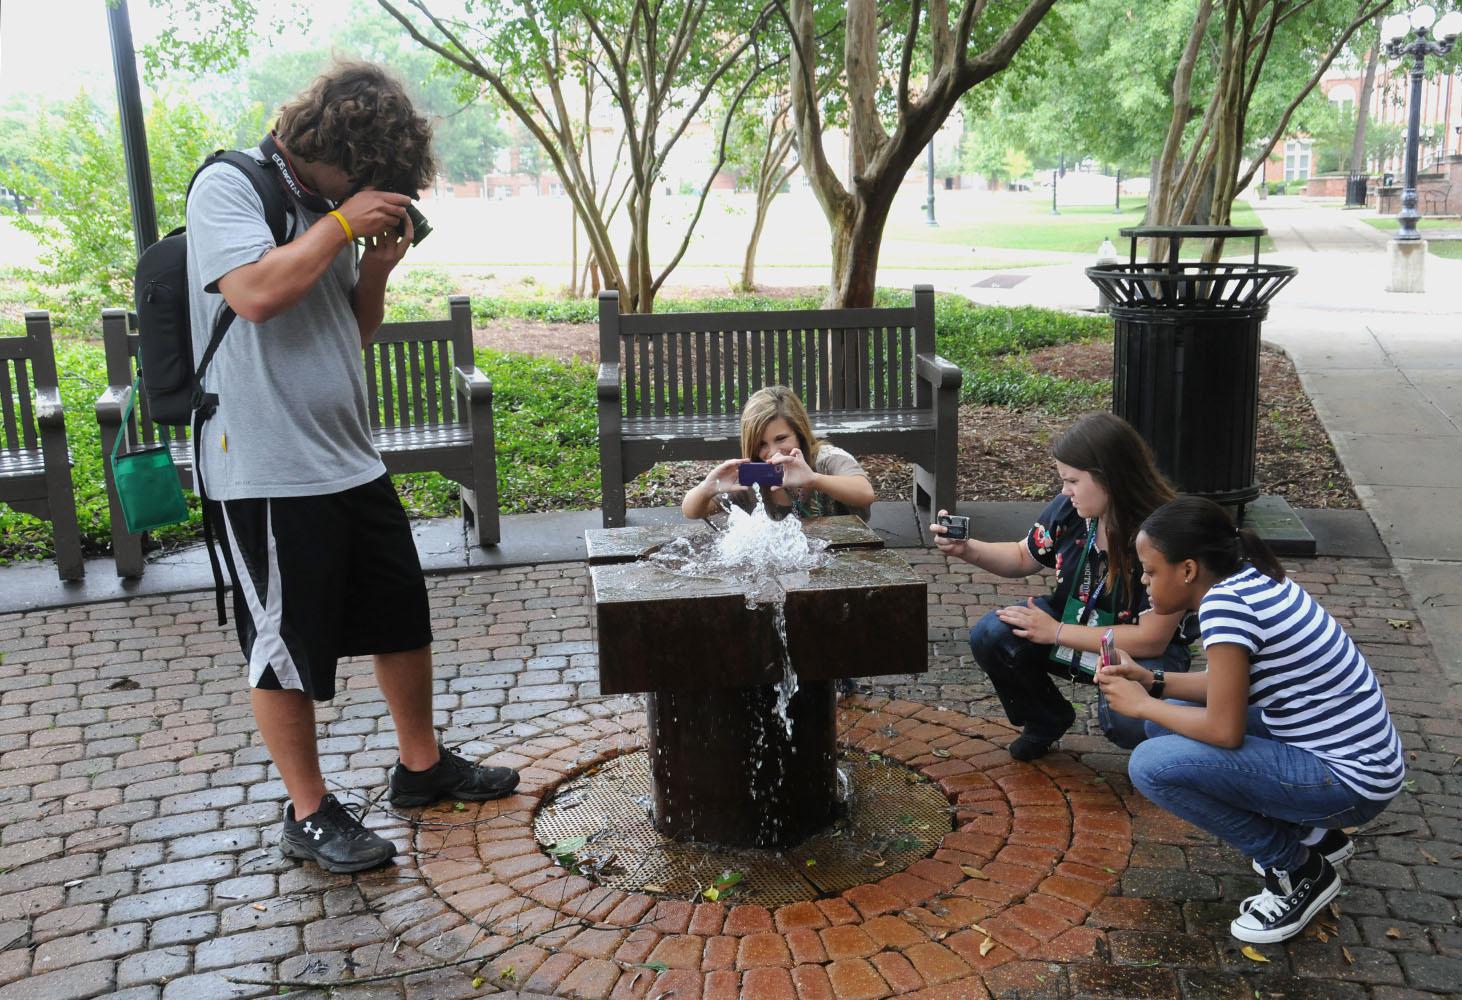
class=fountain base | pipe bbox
[648,680,837,849]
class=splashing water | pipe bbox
[649,491,828,737]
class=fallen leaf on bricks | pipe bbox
[1240,945,1270,963]
[1386,927,1403,939]
[1386,619,1412,630]
[979,936,997,957]
[1421,848,1440,864]
[1342,946,1355,965]
[960,866,990,880]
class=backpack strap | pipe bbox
[187,150,295,419]
[185,150,296,625]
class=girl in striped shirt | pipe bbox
[1098,496,1403,945]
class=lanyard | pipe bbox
[1071,521,1108,622]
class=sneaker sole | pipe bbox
[388,776,521,810]
[1249,837,1354,877]
[1229,873,1341,944]
[280,838,396,874]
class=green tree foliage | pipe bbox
[0,94,226,331]
[185,7,508,186]
[784,0,1062,305]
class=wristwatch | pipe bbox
[1150,669,1166,699]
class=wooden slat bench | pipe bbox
[96,295,499,578]
[0,312,84,580]
[596,284,961,527]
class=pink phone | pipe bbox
[1099,628,1117,670]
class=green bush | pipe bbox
[0,95,228,333]
[1266,181,1289,196]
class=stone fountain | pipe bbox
[585,516,927,849]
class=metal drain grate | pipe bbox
[532,750,953,907]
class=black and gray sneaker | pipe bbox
[1230,851,1340,944]
[1250,828,1353,876]
[280,793,397,874]
[388,743,520,808]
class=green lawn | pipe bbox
[1360,216,1462,257]
[1360,216,1459,232]
[888,195,1275,257]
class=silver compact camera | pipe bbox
[937,513,969,540]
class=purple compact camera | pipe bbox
[738,462,784,487]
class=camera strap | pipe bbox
[259,133,334,213]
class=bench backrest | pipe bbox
[0,312,61,457]
[364,295,474,431]
[599,287,936,418]
[102,295,476,444]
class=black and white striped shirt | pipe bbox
[1199,566,1405,800]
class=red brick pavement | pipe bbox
[0,554,1457,999]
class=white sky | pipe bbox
[0,0,356,105]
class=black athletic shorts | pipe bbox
[215,474,432,701]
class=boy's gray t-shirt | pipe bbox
[185,152,384,500]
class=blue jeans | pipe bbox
[1130,708,1393,871]
[967,597,1191,750]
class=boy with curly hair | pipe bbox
[186,61,518,873]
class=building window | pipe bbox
[1284,140,1312,181]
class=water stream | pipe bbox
[647,489,829,738]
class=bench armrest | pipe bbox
[916,352,963,391]
[597,363,621,401]
[454,365,493,403]
[34,386,65,428]
[95,383,132,426]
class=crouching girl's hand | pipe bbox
[997,597,1060,645]
[1097,649,1151,717]
[930,509,970,557]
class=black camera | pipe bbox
[394,201,431,247]
[378,175,433,247]
[937,513,969,540]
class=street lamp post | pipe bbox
[924,142,938,227]
[1382,5,1461,291]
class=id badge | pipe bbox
[1049,599,1113,676]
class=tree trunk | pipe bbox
[829,180,898,308]
[741,201,770,291]
[1349,16,1383,174]
[570,214,580,297]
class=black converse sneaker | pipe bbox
[1249,828,1353,876]
[280,793,397,874]
[1230,851,1340,944]
[388,743,520,808]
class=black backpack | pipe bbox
[133,151,292,425]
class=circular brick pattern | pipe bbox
[412,695,1134,998]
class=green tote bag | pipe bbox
[110,372,190,535]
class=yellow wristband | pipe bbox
[328,210,354,243]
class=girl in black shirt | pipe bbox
[931,413,1193,760]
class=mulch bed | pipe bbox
[475,322,1360,512]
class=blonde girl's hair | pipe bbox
[740,386,820,464]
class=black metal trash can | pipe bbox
[1086,226,1296,508]
[1345,173,1368,207]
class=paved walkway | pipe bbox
[2,546,1457,1000]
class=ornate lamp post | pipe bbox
[1382,5,1461,291]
